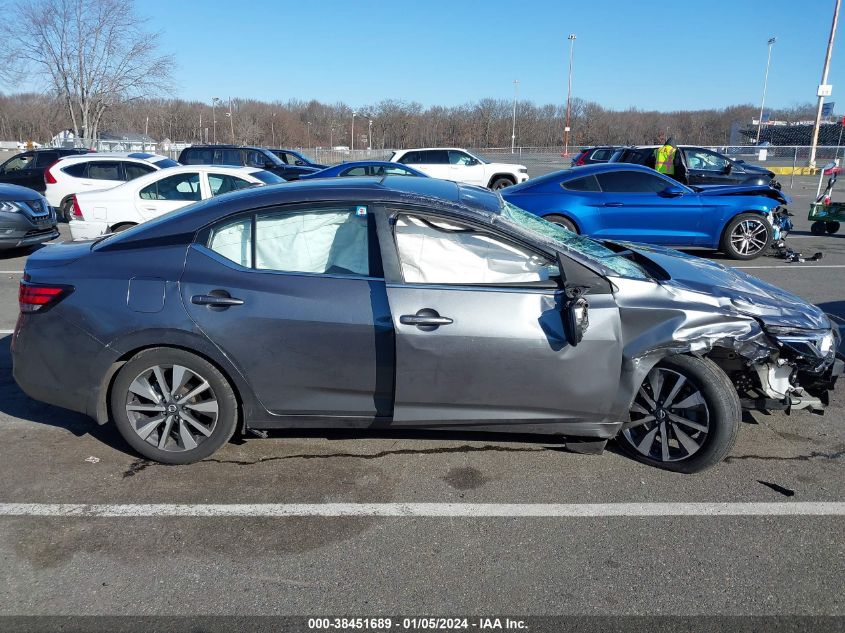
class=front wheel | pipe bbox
[544,214,579,233]
[720,213,773,260]
[616,355,741,473]
[489,177,515,190]
[811,221,827,235]
[110,347,239,464]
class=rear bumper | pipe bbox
[69,219,108,240]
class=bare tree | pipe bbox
[0,0,173,143]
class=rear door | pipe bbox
[181,203,393,419]
[379,208,623,427]
[683,148,734,185]
[135,171,202,220]
[593,169,707,244]
[80,160,125,193]
[399,150,450,179]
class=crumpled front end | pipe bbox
[610,276,842,416]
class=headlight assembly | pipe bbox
[0,201,24,213]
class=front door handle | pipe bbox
[400,308,453,330]
[602,202,624,207]
[191,294,244,307]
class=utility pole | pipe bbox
[271,112,276,147]
[564,34,576,156]
[351,111,357,152]
[211,97,220,144]
[810,0,841,167]
[228,97,235,144]
[756,37,776,145]
[368,119,373,150]
[511,79,519,153]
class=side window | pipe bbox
[448,150,474,165]
[394,214,555,285]
[183,148,213,164]
[384,166,417,176]
[208,217,252,268]
[421,150,449,164]
[3,153,34,172]
[34,152,59,168]
[596,171,670,193]
[341,166,368,176]
[139,173,201,201]
[242,150,268,168]
[562,175,600,192]
[123,162,156,181]
[207,173,254,196]
[398,151,420,165]
[61,162,88,178]
[686,149,727,171]
[87,161,122,180]
[254,206,376,276]
[591,149,612,161]
[215,149,243,166]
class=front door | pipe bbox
[380,209,623,428]
[181,203,393,418]
[0,152,36,190]
[683,148,734,185]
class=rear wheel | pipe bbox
[616,355,740,473]
[110,222,136,233]
[826,221,841,234]
[544,214,578,233]
[811,221,827,235]
[489,177,515,190]
[60,198,74,223]
[110,348,238,464]
[720,213,772,260]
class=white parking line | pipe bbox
[0,330,13,335]
[0,271,23,274]
[735,264,845,269]
[0,502,842,518]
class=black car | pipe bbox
[610,145,779,188]
[570,146,621,167]
[268,148,327,169]
[178,145,320,181]
[0,148,90,193]
[0,183,58,250]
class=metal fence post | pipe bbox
[791,146,797,189]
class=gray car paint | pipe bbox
[11,177,842,443]
[0,183,58,250]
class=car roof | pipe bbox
[393,147,472,153]
[56,152,171,162]
[100,176,503,248]
[506,162,659,192]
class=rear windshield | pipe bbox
[153,158,179,169]
[252,170,285,185]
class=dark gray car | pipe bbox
[0,183,58,250]
[11,177,842,472]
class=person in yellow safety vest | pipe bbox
[651,137,688,184]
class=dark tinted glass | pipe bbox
[422,150,449,164]
[596,171,670,193]
[562,175,601,192]
[61,162,88,178]
[216,149,243,166]
[341,166,369,176]
[87,161,122,180]
[398,151,420,164]
[182,148,213,164]
[124,162,156,180]
[34,152,59,168]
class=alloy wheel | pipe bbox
[621,367,710,463]
[124,364,219,452]
[729,218,768,257]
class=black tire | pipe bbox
[489,177,515,191]
[720,213,773,260]
[811,221,827,235]
[110,347,239,464]
[615,354,741,474]
[110,222,136,233]
[60,198,74,223]
[826,222,841,234]
[544,214,579,233]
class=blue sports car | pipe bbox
[300,160,428,180]
[502,163,791,260]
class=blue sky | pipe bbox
[140,0,842,112]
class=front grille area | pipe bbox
[24,227,55,238]
[21,200,49,218]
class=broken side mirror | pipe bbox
[722,162,732,174]
[565,295,589,346]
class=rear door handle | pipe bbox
[191,294,244,307]
[602,202,624,207]
[400,315,453,326]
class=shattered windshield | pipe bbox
[499,202,650,280]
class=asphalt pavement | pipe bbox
[0,177,842,625]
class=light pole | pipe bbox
[271,112,276,147]
[564,34,576,156]
[810,0,841,167]
[511,79,519,153]
[211,97,220,144]
[756,37,776,145]
[227,97,235,144]
[307,121,312,152]
[368,119,373,150]
[351,111,357,152]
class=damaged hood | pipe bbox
[692,184,789,205]
[611,242,830,330]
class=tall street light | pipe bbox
[511,79,519,153]
[226,97,235,144]
[271,112,276,147]
[307,121,312,152]
[211,97,220,144]
[368,119,373,150]
[810,0,841,167]
[564,34,576,156]
[756,37,777,145]
[351,111,357,152]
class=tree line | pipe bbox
[0,92,822,150]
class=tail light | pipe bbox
[575,152,587,166]
[71,195,83,219]
[44,161,59,184]
[19,281,73,314]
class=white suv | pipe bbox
[389,148,528,189]
[45,152,179,220]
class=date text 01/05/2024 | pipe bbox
[307,617,529,630]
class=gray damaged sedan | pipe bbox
[11,177,843,472]
[0,183,58,250]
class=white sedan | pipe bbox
[69,165,283,240]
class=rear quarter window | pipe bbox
[61,162,88,178]
[562,175,600,192]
